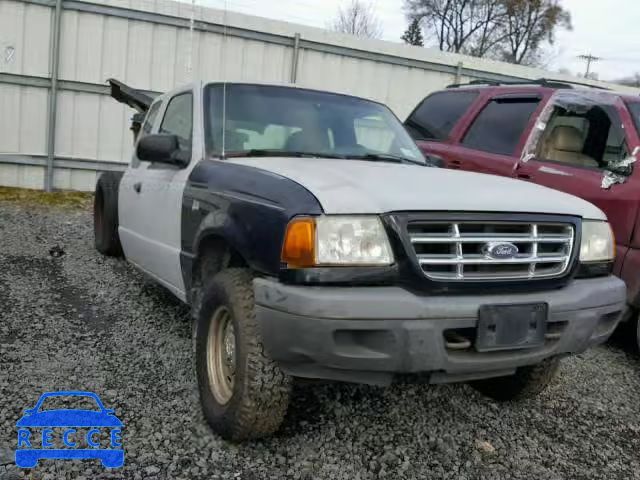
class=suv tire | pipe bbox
[470,358,560,401]
[195,268,291,441]
[636,313,640,353]
[94,172,123,257]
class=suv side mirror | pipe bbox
[606,160,635,177]
[605,147,637,177]
[424,154,445,168]
[137,134,189,167]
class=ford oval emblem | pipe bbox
[482,242,519,259]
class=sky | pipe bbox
[192,0,640,82]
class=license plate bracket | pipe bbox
[475,303,548,352]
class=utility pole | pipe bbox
[578,54,601,78]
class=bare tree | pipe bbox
[331,0,383,39]
[499,0,571,65]
[404,0,505,54]
[404,0,571,65]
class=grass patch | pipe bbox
[0,186,93,209]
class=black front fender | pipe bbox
[180,160,323,289]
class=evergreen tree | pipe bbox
[401,18,424,46]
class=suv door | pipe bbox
[513,94,640,273]
[119,87,201,300]
[450,93,544,176]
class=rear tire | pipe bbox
[94,172,123,257]
[470,358,560,401]
[195,268,291,442]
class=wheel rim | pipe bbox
[207,306,236,404]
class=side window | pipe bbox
[462,98,540,155]
[539,104,628,169]
[627,102,640,137]
[160,93,193,151]
[142,101,161,135]
[405,91,478,141]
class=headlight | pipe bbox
[281,216,394,267]
[580,221,615,262]
[316,216,394,265]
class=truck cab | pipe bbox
[406,80,640,329]
[96,79,626,442]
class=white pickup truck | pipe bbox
[95,79,626,442]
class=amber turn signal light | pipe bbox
[281,217,315,268]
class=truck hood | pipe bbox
[226,157,606,220]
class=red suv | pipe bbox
[406,79,640,338]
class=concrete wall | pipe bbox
[1,0,638,191]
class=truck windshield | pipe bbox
[626,102,640,137]
[203,84,425,165]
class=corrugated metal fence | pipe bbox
[1,0,637,191]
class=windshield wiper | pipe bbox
[223,149,426,166]
[224,149,346,159]
[348,153,425,166]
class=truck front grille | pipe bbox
[408,220,575,281]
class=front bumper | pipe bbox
[254,276,626,386]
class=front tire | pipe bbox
[195,269,291,442]
[470,358,560,401]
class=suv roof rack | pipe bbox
[446,78,610,91]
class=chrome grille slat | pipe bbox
[410,236,572,244]
[417,255,567,265]
[408,220,574,282]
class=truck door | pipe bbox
[513,92,640,274]
[118,99,163,276]
[119,87,201,300]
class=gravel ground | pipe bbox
[1,200,640,480]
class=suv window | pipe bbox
[626,102,640,137]
[538,104,629,169]
[405,91,478,141]
[142,101,161,135]
[462,98,540,155]
[160,93,193,151]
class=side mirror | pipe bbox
[605,151,636,177]
[137,134,189,167]
[602,148,637,189]
[424,154,446,168]
[606,160,634,177]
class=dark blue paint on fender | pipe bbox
[180,159,323,293]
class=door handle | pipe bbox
[449,159,462,170]
[517,173,531,180]
[133,182,142,193]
